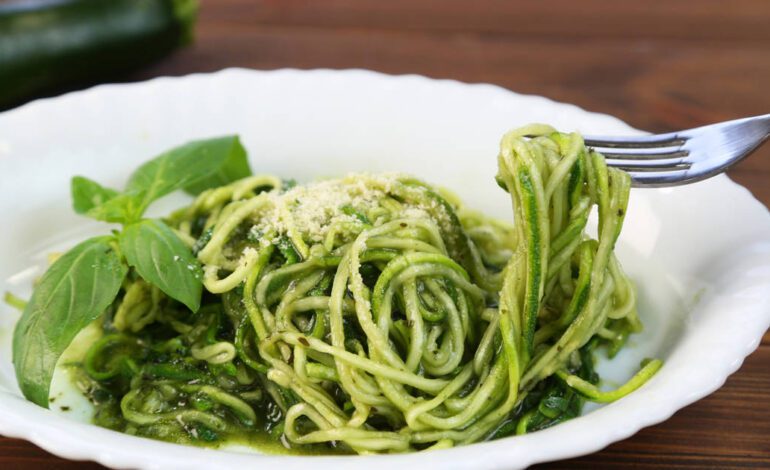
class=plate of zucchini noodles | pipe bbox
[0,69,768,469]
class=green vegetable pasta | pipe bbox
[11,125,661,454]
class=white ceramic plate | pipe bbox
[0,69,769,469]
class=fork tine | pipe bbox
[584,132,687,149]
[606,158,691,170]
[594,148,689,160]
[625,171,684,187]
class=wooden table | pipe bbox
[2,1,769,468]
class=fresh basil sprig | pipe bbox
[14,136,252,407]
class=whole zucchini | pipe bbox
[0,0,198,110]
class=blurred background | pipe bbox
[2,1,769,468]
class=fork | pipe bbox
[583,113,770,187]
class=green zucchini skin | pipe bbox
[0,0,198,110]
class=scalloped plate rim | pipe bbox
[0,68,768,470]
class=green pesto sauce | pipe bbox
[68,361,347,456]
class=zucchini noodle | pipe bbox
[75,125,660,453]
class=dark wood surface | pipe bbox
[2,1,770,468]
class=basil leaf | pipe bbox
[71,176,119,215]
[125,136,251,218]
[12,237,127,407]
[183,137,251,195]
[120,219,202,312]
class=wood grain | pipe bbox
[2,0,769,468]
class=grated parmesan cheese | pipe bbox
[250,173,409,243]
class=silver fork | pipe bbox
[583,113,770,187]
